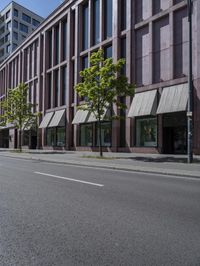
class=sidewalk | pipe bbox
[0,149,200,178]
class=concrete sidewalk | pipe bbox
[0,149,200,178]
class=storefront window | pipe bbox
[46,128,56,146]
[23,131,29,146]
[136,118,157,147]
[96,122,111,147]
[57,127,65,147]
[46,127,65,147]
[80,124,93,146]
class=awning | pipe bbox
[128,90,157,117]
[23,117,36,131]
[39,112,54,128]
[157,83,188,114]
[0,123,15,129]
[48,109,66,127]
[87,107,109,123]
[72,109,90,125]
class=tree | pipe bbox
[75,49,134,157]
[0,83,40,151]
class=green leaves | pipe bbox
[75,49,135,121]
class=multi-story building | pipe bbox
[0,1,43,63]
[0,0,200,155]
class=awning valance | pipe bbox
[157,83,188,114]
[39,112,54,128]
[48,109,65,127]
[128,90,157,117]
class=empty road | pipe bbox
[0,155,200,265]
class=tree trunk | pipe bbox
[19,128,22,152]
[98,118,103,157]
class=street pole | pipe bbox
[187,0,193,163]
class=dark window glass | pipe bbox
[93,0,100,45]
[136,117,157,147]
[62,66,67,106]
[13,43,17,50]
[6,44,11,53]
[47,73,52,109]
[121,38,126,75]
[14,9,18,17]
[0,26,5,34]
[6,10,10,19]
[55,25,59,64]
[13,32,18,40]
[5,33,10,42]
[20,23,28,33]
[13,20,18,29]
[7,21,11,31]
[174,0,183,4]
[48,30,52,68]
[32,18,40,27]
[22,13,31,23]
[82,55,88,70]
[62,20,67,61]
[46,128,56,146]
[54,70,59,107]
[21,35,26,40]
[104,0,112,39]
[57,127,66,147]
[0,37,4,46]
[121,0,127,31]
[46,127,65,147]
[104,45,112,58]
[80,124,93,146]
[82,3,89,50]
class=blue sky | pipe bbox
[0,0,63,18]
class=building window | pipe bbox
[6,44,11,53]
[61,66,67,106]
[136,117,157,147]
[46,127,65,146]
[104,0,112,39]
[32,18,40,27]
[0,37,4,46]
[80,124,93,146]
[0,48,4,57]
[82,55,88,70]
[62,20,67,61]
[14,9,18,17]
[20,23,28,33]
[82,2,89,51]
[48,30,52,68]
[22,13,31,23]
[54,69,59,107]
[13,31,18,40]
[6,10,10,19]
[13,43,17,50]
[5,33,10,42]
[13,20,18,29]
[55,25,59,65]
[121,0,127,31]
[0,26,5,34]
[96,121,112,147]
[104,45,112,59]
[93,0,100,45]
[121,38,126,75]
[47,73,52,109]
[7,21,11,31]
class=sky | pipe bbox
[0,0,63,18]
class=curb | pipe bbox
[1,153,200,179]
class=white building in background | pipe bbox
[0,1,43,63]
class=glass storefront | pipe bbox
[46,127,66,147]
[136,117,157,147]
[80,124,93,146]
[80,122,111,147]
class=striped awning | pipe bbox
[72,110,90,125]
[39,112,54,128]
[128,90,157,117]
[157,83,188,114]
[48,109,65,127]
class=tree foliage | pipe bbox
[75,49,135,156]
[0,83,40,150]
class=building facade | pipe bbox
[0,0,200,154]
[0,1,43,63]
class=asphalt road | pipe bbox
[0,156,200,266]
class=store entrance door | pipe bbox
[163,112,187,154]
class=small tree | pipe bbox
[0,83,40,151]
[75,49,134,157]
